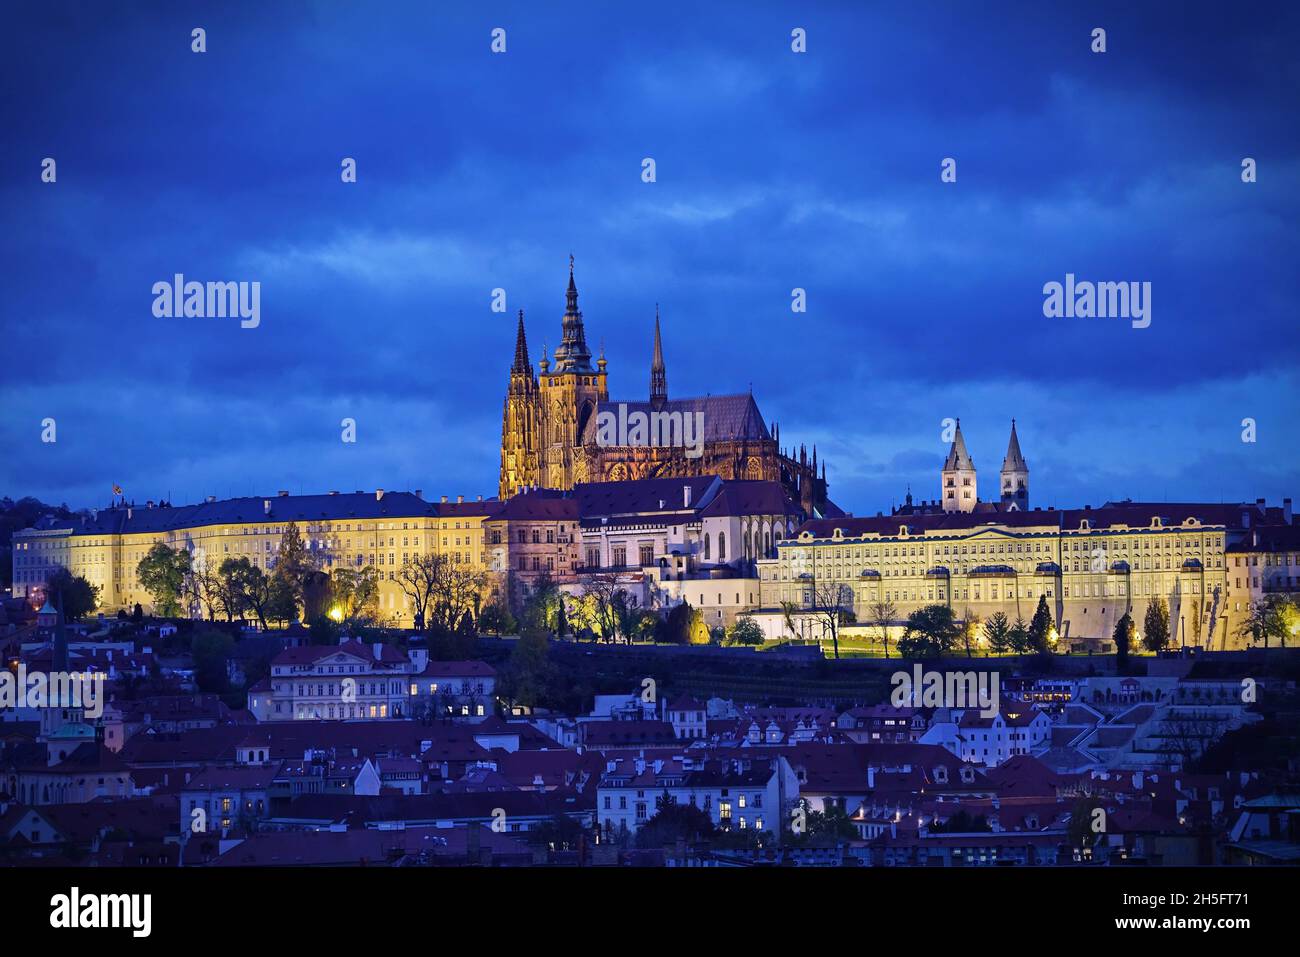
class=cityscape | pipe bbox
[1,0,1296,940]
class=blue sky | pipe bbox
[1,0,1297,514]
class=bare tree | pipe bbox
[397,554,441,630]
[961,606,982,658]
[576,573,624,642]
[867,599,898,658]
[808,579,854,660]
[429,555,489,632]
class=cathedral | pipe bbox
[499,259,834,515]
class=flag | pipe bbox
[112,484,123,495]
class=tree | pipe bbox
[1008,616,1031,654]
[789,800,859,844]
[273,520,313,615]
[808,579,854,659]
[657,602,694,644]
[867,599,898,658]
[1142,597,1170,653]
[1113,612,1135,671]
[222,558,273,630]
[634,799,716,849]
[727,615,764,646]
[266,572,298,627]
[897,603,961,658]
[576,574,624,642]
[960,607,982,658]
[44,567,100,621]
[191,566,224,621]
[631,608,660,643]
[428,556,485,632]
[1028,594,1055,653]
[779,600,800,640]
[477,602,515,636]
[136,543,192,617]
[1236,594,1296,650]
[330,565,381,627]
[519,573,563,635]
[984,611,1012,655]
[499,630,556,710]
[687,606,711,645]
[191,629,235,694]
[396,554,441,631]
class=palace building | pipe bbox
[499,259,836,516]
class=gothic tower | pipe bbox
[499,310,541,499]
[941,419,977,513]
[538,257,607,489]
[1000,419,1029,510]
[649,305,667,409]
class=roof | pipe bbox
[492,489,580,521]
[15,490,499,538]
[943,421,974,471]
[579,393,771,445]
[419,659,496,679]
[699,481,801,519]
[794,501,1252,541]
[573,475,723,519]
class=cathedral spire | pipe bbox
[941,418,977,513]
[1000,418,1029,509]
[552,255,593,372]
[650,304,667,407]
[943,418,974,471]
[1001,418,1027,472]
[511,309,533,375]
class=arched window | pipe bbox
[703,534,710,560]
[719,532,727,562]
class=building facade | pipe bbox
[12,490,502,627]
[759,502,1264,649]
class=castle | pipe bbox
[499,259,834,515]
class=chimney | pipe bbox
[373,643,383,660]
[278,490,289,497]
[441,496,448,504]
[414,490,423,500]
[457,495,464,504]
[477,495,483,502]
[683,485,692,508]
[867,765,876,789]
[127,508,133,520]
[263,499,271,515]
[1285,498,1293,523]
[376,489,385,501]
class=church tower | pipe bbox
[1000,419,1029,510]
[499,310,541,499]
[649,305,667,409]
[941,419,977,513]
[538,257,608,489]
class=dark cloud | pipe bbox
[1,0,1297,511]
